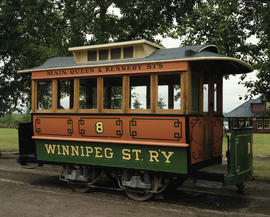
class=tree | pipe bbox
[174,0,270,100]
[1,0,200,116]
[240,1,270,100]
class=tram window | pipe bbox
[99,49,108,61]
[192,76,200,112]
[130,75,150,109]
[214,83,217,112]
[79,78,97,109]
[203,84,209,112]
[103,77,122,109]
[88,51,97,61]
[124,47,133,58]
[37,81,52,110]
[111,48,121,60]
[158,74,181,109]
[57,79,74,110]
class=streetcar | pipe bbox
[18,39,253,200]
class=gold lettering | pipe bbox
[71,145,79,156]
[132,149,142,161]
[62,145,69,155]
[94,147,103,158]
[161,151,174,163]
[122,149,131,160]
[80,146,85,157]
[104,148,114,159]
[57,145,61,155]
[85,146,93,157]
[45,144,56,154]
[149,150,159,162]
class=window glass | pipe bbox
[239,119,245,128]
[37,81,52,110]
[192,75,199,112]
[266,102,270,111]
[57,79,74,110]
[88,51,97,61]
[130,75,150,109]
[158,74,181,109]
[233,118,238,128]
[103,77,122,109]
[203,83,209,113]
[245,120,250,127]
[214,83,218,112]
[99,49,108,60]
[264,118,270,129]
[111,48,121,59]
[257,118,263,129]
[79,78,97,109]
[124,47,133,58]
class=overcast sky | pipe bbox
[160,37,257,113]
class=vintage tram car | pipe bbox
[18,40,253,200]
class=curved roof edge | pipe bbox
[17,44,253,74]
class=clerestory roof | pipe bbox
[18,43,253,74]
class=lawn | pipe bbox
[0,128,270,182]
[0,128,18,152]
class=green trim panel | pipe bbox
[35,140,188,174]
[224,128,253,186]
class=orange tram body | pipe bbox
[18,40,253,200]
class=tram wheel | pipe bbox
[71,183,91,193]
[124,174,160,201]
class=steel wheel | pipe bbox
[124,174,160,201]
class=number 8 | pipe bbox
[95,122,103,134]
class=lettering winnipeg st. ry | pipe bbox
[44,143,174,164]
[46,63,163,77]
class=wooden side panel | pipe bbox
[35,117,73,136]
[32,114,187,147]
[189,117,204,163]
[212,117,223,157]
[129,118,183,141]
[79,117,122,138]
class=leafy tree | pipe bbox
[0,0,199,116]
[133,98,142,109]
[158,96,166,109]
[174,0,270,100]
[240,1,270,100]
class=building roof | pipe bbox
[224,97,270,118]
[18,43,253,74]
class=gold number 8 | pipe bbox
[95,122,103,134]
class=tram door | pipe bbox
[202,71,221,160]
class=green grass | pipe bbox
[0,128,270,182]
[0,128,18,152]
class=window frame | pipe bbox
[35,79,53,112]
[264,118,270,129]
[78,77,99,113]
[129,74,152,113]
[102,76,124,113]
[55,78,76,113]
[156,72,182,114]
[257,118,263,129]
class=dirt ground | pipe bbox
[0,157,270,217]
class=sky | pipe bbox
[160,37,257,113]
